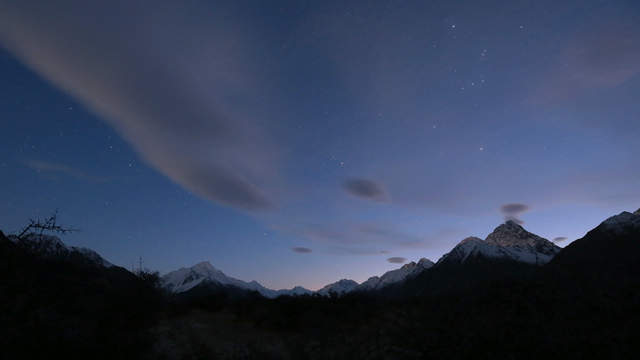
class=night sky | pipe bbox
[1,0,639,290]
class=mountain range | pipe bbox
[2,208,640,359]
[3,210,638,300]
[158,219,562,298]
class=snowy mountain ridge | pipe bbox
[7,233,113,268]
[316,279,359,296]
[600,210,640,233]
[356,258,434,291]
[438,220,561,266]
[161,261,312,298]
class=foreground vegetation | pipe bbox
[2,221,639,359]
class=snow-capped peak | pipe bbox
[486,220,545,248]
[191,260,222,274]
[600,210,640,233]
[355,257,435,291]
[460,236,483,245]
[438,222,561,266]
[317,279,359,296]
[162,261,236,293]
[418,257,435,268]
[161,261,312,298]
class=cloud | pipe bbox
[553,237,568,243]
[387,257,407,264]
[291,247,312,253]
[530,23,640,104]
[500,203,529,224]
[358,224,426,248]
[0,1,280,211]
[277,222,461,257]
[343,178,389,202]
[26,160,109,183]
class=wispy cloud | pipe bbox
[26,160,110,183]
[0,1,281,211]
[529,23,640,104]
[387,257,406,264]
[291,247,312,253]
[553,237,568,243]
[277,222,459,256]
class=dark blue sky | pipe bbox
[1,0,639,289]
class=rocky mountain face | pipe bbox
[161,261,312,298]
[356,258,434,291]
[161,221,565,298]
[316,279,359,296]
[438,220,561,266]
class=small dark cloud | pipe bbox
[553,237,568,242]
[26,160,110,183]
[501,203,529,215]
[500,203,529,224]
[344,178,389,202]
[387,257,407,264]
[291,247,312,253]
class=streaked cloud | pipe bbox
[553,237,568,243]
[0,1,280,211]
[530,23,640,104]
[26,160,109,183]
[291,247,312,253]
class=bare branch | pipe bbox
[17,210,78,240]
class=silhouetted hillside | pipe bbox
[2,210,640,359]
[0,232,163,360]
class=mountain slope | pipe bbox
[437,221,561,266]
[161,261,312,298]
[316,279,359,296]
[0,230,162,359]
[548,209,640,281]
[356,258,434,291]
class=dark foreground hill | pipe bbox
[0,231,163,360]
[2,210,640,359]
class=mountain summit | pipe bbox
[161,261,312,298]
[486,220,561,258]
[438,221,561,266]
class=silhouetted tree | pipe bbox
[16,209,77,240]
